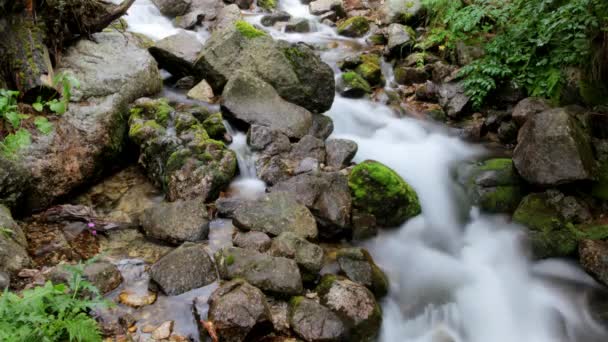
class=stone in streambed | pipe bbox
[141,198,209,244]
[386,23,415,54]
[512,97,552,127]
[150,243,217,295]
[309,0,345,16]
[289,296,346,341]
[221,71,313,139]
[202,112,228,139]
[0,205,31,277]
[580,239,608,287]
[338,71,371,98]
[286,18,311,33]
[348,160,421,227]
[152,0,191,18]
[336,247,388,298]
[233,231,272,252]
[215,246,304,295]
[49,261,122,295]
[325,139,358,169]
[261,11,292,26]
[337,16,369,37]
[513,108,595,186]
[149,31,203,78]
[216,191,318,239]
[187,79,215,103]
[0,157,28,210]
[269,232,324,280]
[207,279,272,342]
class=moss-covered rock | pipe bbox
[336,247,388,298]
[128,98,237,203]
[461,158,526,213]
[348,160,421,227]
[257,0,277,11]
[338,71,372,98]
[355,54,384,87]
[235,20,267,38]
[202,112,228,140]
[337,16,370,38]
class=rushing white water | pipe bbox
[116,1,608,341]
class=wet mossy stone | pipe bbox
[235,20,267,38]
[464,158,525,213]
[339,71,371,98]
[337,16,370,38]
[355,54,384,87]
[336,247,388,298]
[202,112,228,139]
[348,160,421,227]
[257,0,277,11]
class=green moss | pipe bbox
[342,71,372,94]
[289,296,305,308]
[128,119,165,145]
[202,113,227,139]
[337,16,370,38]
[235,20,267,38]
[226,254,235,266]
[315,274,338,296]
[349,160,421,227]
[166,149,191,173]
[479,158,512,171]
[355,54,384,87]
[478,185,523,213]
[257,0,277,10]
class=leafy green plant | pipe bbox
[0,260,107,342]
[421,0,608,108]
[33,72,80,115]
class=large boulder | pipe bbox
[270,172,352,237]
[0,157,28,210]
[511,97,552,127]
[207,279,272,341]
[386,23,415,54]
[150,243,217,295]
[316,275,382,342]
[16,32,161,212]
[0,205,31,277]
[140,199,210,244]
[289,297,346,341]
[148,31,203,78]
[194,22,335,113]
[580,240,608,287]
[128,98,237,202]
[348,160,421,227]
[216,191,318,239]
[215,246,304,295]
[336,248,388,298]
[221,71,313,139]
[437,82,470,118]
[513,108,595,186]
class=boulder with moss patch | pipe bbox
[337,16,370,38]
[348,160,421,227]
[194,22,334,113]
[289,296,346,341]
[257,0,277,11]
[128,98,237,203]
[336,247,388,298]
[338,71,371,98]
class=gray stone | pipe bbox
[0,205,30,276]
[141,199,210,244]
[438,82,470,118]
[152,0,191,17]
[50,262,123,295]
[289,297,346,341]
[512,97,552,127]
[286,18,311,33]
[394,66,429,85]
[247,125,291,155]
[233,231,272,252]
[325,139,357,169]
[386,23,415,52]
[150,243,217,295]
[207,279,271,341]
[215,246,303,295]
[316,275,382,342]
[174,10,205,29]
[0,271,9,289]
[455,41,484,66]
[225,0,253,9]
[149,31,203,77]
[269,232,324,278]
[261,11,291,26]
[290,135,326,162]
[336,247,388,298]
[213,4,242,31]
[222,71,313,139]
[580,239,608,287]
[0,157,28,209]
[513,108,595,185]
[309,115,334,140]
[187,79,215,102]
[309,0,344,16]
[19,32,162,212]
[216,191,318,239]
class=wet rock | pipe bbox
[50,262,120,296]
[216,191,318,239]
[268,298,291,334]
[261,11,292,26]
[175,76,196,89]
[286,18,311,33]
[119,290,157,307]
[497,121,518,144]
[18,32,161,212]
[208,279,272,341]
[248,125,292,155]
[150,243,217,295]
[270,172,352,235]
[309,0,344,16]
[214,4,243,31]
[195,23,335,113]
[269,232,324,280]
[233,231,272,252]
[349,160,421,227]
[338,71,371,98]
[0,271,9,289]
[394,66,429,85]
[309,114,334,140]
[337,16,369,37]
[289,297,346,341]
[386,23,415,54]
[152,321,174,340]
[222,71,313,139]
[0,205,30,276]
[437,82,470,118]
[257,0,277,11]
[0,157,28,209]
[290,135,326,163]
[202,112,228,140]
[513,108,595,186]
[187,79,215,103]
[149,31,203,78]
[336,248,388,298]
[215,246,304,295]
[580,239,608,286]
[141,199,210,244]
[325,139,357,169]
[459,158,525,213]
[174,10,206,29]
[128,98,237,202]
[316,275,382,342]
[226,0,253,9]
[152,0,191,17]
[512,97,552,127]
[351,209,377,240]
